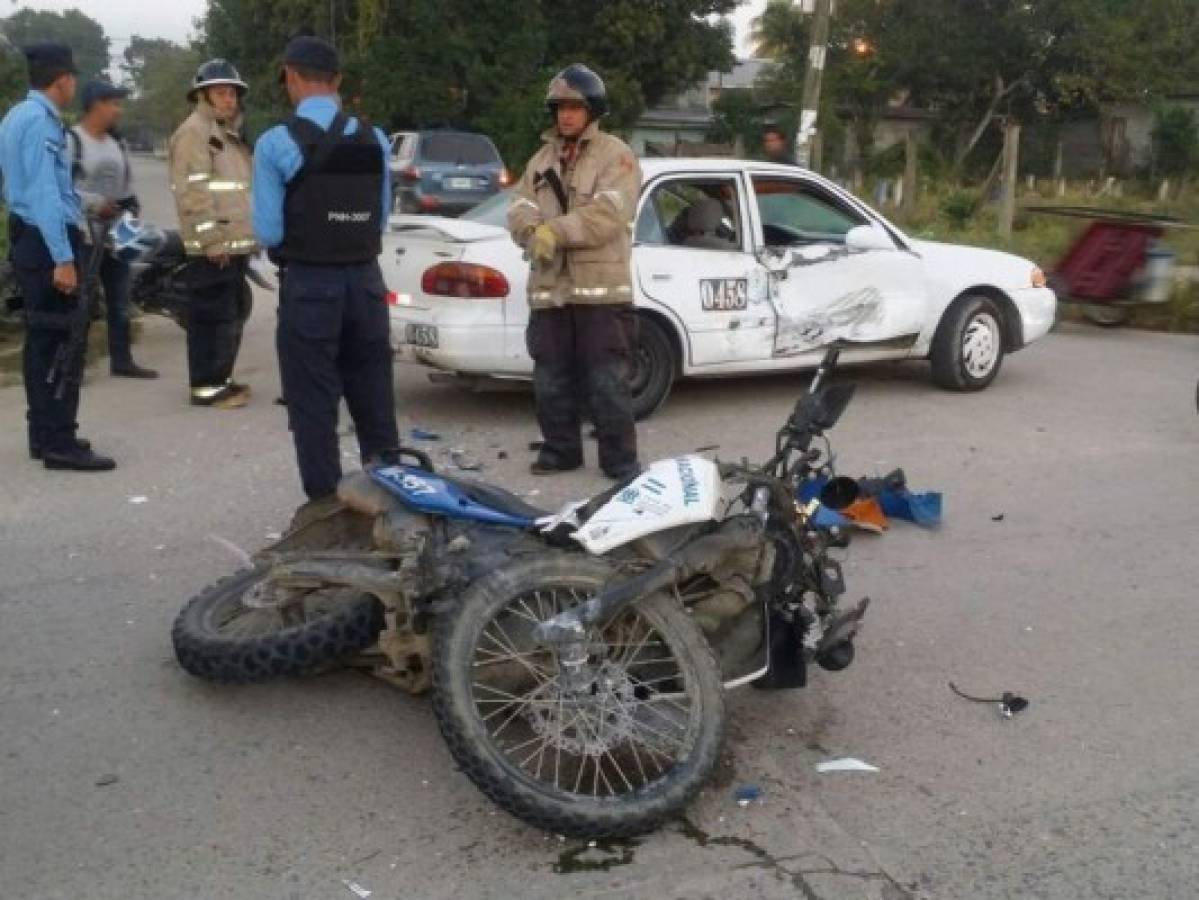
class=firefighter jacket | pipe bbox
[168,98,256,257]
[508,121,641,309]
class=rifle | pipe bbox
[47,217,108,401]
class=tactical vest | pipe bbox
[278,113,383,265]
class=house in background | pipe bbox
[628,59,771,156]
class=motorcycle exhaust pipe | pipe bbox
[534,516,764,646]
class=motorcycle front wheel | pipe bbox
[432,554,725,839]
[172,568,383,684]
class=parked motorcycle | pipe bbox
[1,214,271,328]
[171,348,868,838]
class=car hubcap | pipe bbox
[962,313,1000,379]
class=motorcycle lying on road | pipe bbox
[172,348,869,838]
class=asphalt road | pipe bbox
[2,158,1198,900]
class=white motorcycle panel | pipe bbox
[571,455,723,555]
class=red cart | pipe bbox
[1028,206,1193,327]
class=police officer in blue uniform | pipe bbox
[252,34,399,502]
[0,43,115,471]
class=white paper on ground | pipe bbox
[815,757,880,773]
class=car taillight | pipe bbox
[421,262,509,299]
[401,165,421,183]
[499,167,513,187]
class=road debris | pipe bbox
[411,427,441,441]
[450,449,483,471]
[949,681,1030,718]
[992,513,1006,522]
[816,757,880,774]
[497,450,509,460]
[734,784,763,806]
[128,495,149,505]
[94,773,119,787]
[341,880,372,898]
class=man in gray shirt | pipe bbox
[69,80,157,378]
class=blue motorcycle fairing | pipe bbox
[369,465,538,529]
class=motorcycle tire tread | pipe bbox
[171,568,384,684]
[431,555,726,839]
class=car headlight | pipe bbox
[1031,266,1047,289]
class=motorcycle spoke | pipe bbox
[479,625,550,681]
[472,646,551,670]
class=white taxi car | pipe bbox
[384,159,1055,418]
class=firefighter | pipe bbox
[168,59,256,408]
[251,34,400,503]
[508,64,642,481]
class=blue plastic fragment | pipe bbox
[410,427,441,441]
[878,488,943,527]
[734,784,763,803]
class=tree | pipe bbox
[0,34,26,112]
[202,0,737,163]
[1151,104,1199,180]
[0,8,110,82]
[120,38,204,142]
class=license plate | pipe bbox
[405,324,439,348]
[446,177,474,190]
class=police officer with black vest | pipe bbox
[252,34,400,506]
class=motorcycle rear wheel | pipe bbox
[172,568,383,684]
[432,554,725,838]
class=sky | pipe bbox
[12,0,769,61]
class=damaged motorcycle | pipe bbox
[172,348,869,838]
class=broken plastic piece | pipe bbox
[94,773,119,787]
[411,427,441,441]
[816,758,879,773]
[128,495,148,504]
[734,784,763,805]
[342,880,372,899]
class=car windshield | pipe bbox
[420,133,499,165]
[462,191,512,227]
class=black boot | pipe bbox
[530,451,583,476]
[29,429,91,461]
[111,362,159,379]
[42,445,116,471]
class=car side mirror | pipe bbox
[845,224,894,253]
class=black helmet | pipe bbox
[188,58,248,102]
[545,64,608,119]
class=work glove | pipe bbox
[530,223,558,265]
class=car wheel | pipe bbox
[629,314,676,420]
[930,294,1006,391]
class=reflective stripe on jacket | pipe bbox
[508,121,641,309]
[168,99,256,256]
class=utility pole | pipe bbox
[795,0,833,169]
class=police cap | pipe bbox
[282,34,340,76]
[22,42,77,82]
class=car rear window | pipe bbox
[462,191,512,227]
[420,133,499,165]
